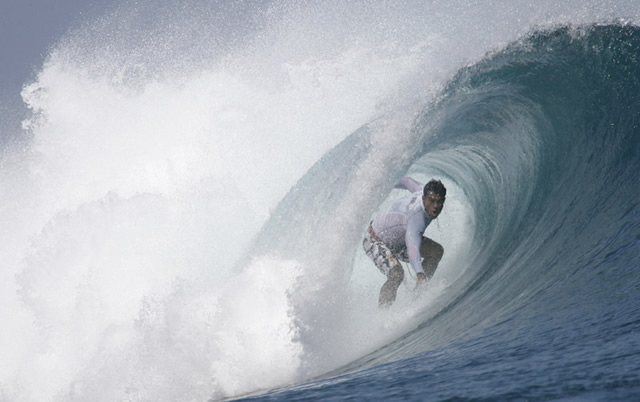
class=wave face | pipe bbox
[1,1,640,401]
[253,24,640,400]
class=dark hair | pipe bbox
[423,179,446,198]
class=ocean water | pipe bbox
[1,1,639,401]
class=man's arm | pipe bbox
[395,177,423,193]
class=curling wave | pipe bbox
[251,24,640,399]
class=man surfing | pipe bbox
[363,177,446,308]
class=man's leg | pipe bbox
[421,237,444,279]
[363,230,405,307]
[379,264,404,307]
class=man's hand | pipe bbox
[416,272,427,286]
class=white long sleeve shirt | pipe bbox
[371,177,431,275]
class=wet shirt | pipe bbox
[371,177,431,275]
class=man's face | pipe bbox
[423,191,445,219]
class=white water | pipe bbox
[2,1,639,400]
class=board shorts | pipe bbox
[363,224,409,276]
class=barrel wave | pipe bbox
[248,24,640,400]
[1,2,640,400]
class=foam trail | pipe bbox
[1,2,442,399]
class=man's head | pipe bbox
[422,179,446,219]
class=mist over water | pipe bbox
[2,1,640,401]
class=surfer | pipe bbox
[363,177,446,308]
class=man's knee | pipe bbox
[421,239,444,261]
[433,242,444,261]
